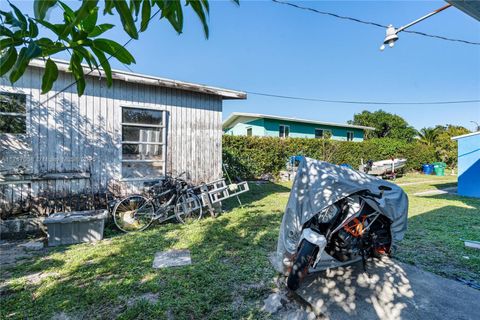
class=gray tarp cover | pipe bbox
[276,157,408,268]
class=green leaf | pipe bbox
[70,52,86,96]
[91,47,112,86]
[33,0,57,20]
[82,7,99,33]
[9,47,28,83]
[36,37,54,47]
[131,0,142,16]
[41,58,58,94]
[164,1,183,34]
[74,46,99,71]
[92,38,135,64]
[187,0,209,38]
[0,9,22,28]
[9,2,28,29]
[35,19,65,38]
[0,47,17,77]
[104,0,115,15]
[88,23,114,37]
[0,38,14,48]
[114,0,139,39]
[0,24,14,37]
[28,18,39,38]
[140,0,151,32]
[57,1,75,23]
[25,41,42,59]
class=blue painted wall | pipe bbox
[224,118,365,141]
[224,118,265,136]
[457,134,480,198]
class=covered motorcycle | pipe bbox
[276,157,408,290]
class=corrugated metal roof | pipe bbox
[223,112,376,131]
[447,0,480,21]
[29,59,246,100]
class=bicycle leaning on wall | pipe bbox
[112,173,203,232]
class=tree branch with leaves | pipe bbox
[0,0,238,96]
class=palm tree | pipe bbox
[417,127,439,146]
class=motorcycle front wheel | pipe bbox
[287,240,318,291]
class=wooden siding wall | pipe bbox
[0,66,223,216]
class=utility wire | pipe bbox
[246,91,480,105]
[40,3,479,107]
[272,0,480,46]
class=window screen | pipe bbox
[121,107,166,180]
[0,92,26,134]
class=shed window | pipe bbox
[315,129,324,139]
[347,131,354,141]
[279,125,289,138]
[121,107,167,180]
[246,127,252,137]
[0,92,26,134]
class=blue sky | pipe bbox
[3,1,480,130]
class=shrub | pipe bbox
[222,135,437,179]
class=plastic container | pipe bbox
[435,167,445,176]
[44,210,108,246]
[422,164,434,175]
[433,162,447,176]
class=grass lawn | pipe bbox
[1,174,479,319]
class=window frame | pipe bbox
[0,91,28,135]
[246,127,253,137]
[120,106,167,181]
[279,124,290,138]
[347,131,354,141]
[315,128,324,139]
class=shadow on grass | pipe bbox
[1,183,289,319]
[397,193,480,285]
[428,182,458,191]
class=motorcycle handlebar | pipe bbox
[361,189,383,199]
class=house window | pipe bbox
[121,107,166,180]
[246,127,252,137]
[279,125,290,138]
[0,92,26,134]
[347,131,354,141]
[315,129,331,139]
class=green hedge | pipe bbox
[222,135,437,179]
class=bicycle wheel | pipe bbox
[113,195,155,232]
[175,193,203,224]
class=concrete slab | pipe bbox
[152,249,192,269]
[413,187,457,196]
[296,257,480,320]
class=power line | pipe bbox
[245,91,480,105]
[272,0,480,46]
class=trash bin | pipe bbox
[422,164,434,175]
[433,162,447,176]
[44,210,108,246]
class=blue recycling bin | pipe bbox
[422,164,434,175]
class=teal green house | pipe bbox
[223,113,374,142]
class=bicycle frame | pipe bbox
[150,187,181,222]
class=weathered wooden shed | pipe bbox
[0,59,246,217]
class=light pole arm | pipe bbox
[396,4,452,33]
